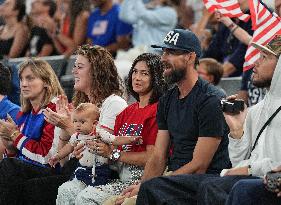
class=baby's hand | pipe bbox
[130,136,143,145]
[49,155,60,167]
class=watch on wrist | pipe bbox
[109,149,121,161]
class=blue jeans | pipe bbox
[136,174,218,205]
[226,179,281,205]
[197,175,259,205]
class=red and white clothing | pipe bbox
[74,102,159,205]
[56,95,127,204]
[114,102,158,152]
[99,94,128,131]
[13,102,56,166]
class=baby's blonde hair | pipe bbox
[74,103,100,121]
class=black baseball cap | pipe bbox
[151,29,202,57]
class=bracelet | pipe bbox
[59,136,70,142]
[228,22,236,30]
[231,25,239,33]
[55,152,62,161]
[10,130,20,140]
[248,165,253,176]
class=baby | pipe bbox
[49,103,142,184]
[55,103,143,205]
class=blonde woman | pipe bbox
[0,59,64,205]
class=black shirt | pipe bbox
[157,78,231,174]
[27,26,55,56]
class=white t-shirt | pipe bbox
[99,94,128,131]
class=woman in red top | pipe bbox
[71,53,168,205]
[0,59,64,204]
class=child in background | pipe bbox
[54,103,142,205]
[197,58,224,86]
[197,58,226,95]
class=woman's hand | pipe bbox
[49,154,61,167]
[73,142,85,160]
[43,96,74,131]
[43,108,72,129]
[214,10,234,27]
[37,15,56,34]
[0,115,19,141]
[56,95,73,115]
[87,139,112,158]
[43,95,73,128]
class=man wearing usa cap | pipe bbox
[195,35,281,205]
[114,29,231,205]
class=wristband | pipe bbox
[10,130,20,140]
[228,23,238,33]
[231,25,239,33]
[56,153,62,161]
[228,23,236,30]
[248,165,253,176]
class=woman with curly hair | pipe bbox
[45,44,127,135]
[40,44,127,204]
[69,53,168,205]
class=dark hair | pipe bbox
[43,0,57,17]
[0,62,11,95]
[69,0,90,36]
[199,58,223,85]
[14,0,26,22]
[127,53,168,104]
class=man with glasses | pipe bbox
[115,29,231,205]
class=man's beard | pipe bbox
[164,68,186,84]
[252,78,272,88]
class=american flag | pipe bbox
[244,0,281,71]
[203,0,250,22]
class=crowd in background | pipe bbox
[0,0,281,205]
[0,0,279,105]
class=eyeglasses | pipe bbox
[162,48,190,56]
